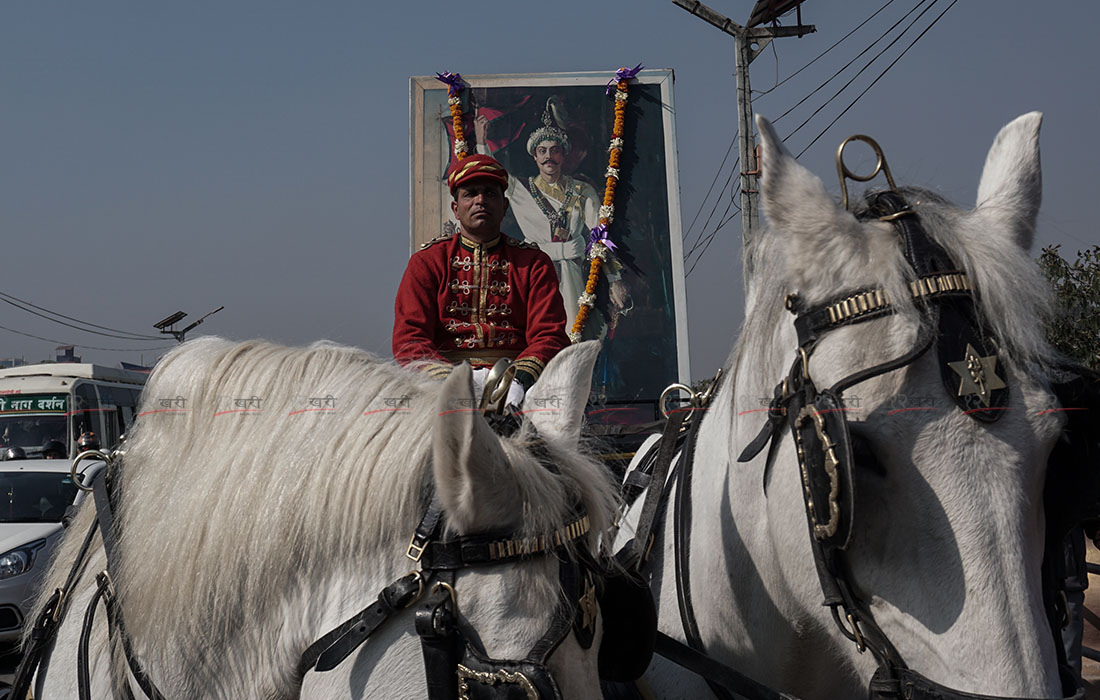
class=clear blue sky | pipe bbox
[2,1,1097,378]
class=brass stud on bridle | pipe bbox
[836,134,898,211]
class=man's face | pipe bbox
[533,141,565,181]
[451,180,508,239]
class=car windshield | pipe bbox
[0,472,78,523]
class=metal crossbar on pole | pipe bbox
[672,0,815,250]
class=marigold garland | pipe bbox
[436,71,468,158]
[569,65,642,343]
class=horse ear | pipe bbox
[974,112,1042,250]
[432,364,518,533]
[524,341,601,443]
[756,115,853,236]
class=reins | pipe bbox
[14,361,619,700]
[12,449,167,700]
[614,139,1088,700]
[617,377,801,700]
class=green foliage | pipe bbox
[1038,245,1100,371]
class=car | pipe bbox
[0,457,105,647]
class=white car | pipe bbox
[0,457,105,647]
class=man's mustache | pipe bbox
[538,158,561,166]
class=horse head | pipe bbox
[647,113,1070,700]
[28,339,618,699]
[422,342,616,700]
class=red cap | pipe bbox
[447,154,509,194]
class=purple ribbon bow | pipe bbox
[606,63,644,94]
[435,71,465,97]
[587,223,618,256]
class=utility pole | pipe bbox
[672,1,814,246]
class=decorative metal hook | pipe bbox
[658,383,695,419]
[70,449,112,492]
[480,358,517,415]
[836,134,898,211]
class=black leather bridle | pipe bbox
[13,421,654,700]
[734,189,1086,700]
[299,464,600,700]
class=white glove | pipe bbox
[471,367,491,398]
[506,379,526,409]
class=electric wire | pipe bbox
[771,0,934,127]
[795,0,958,158]
[0,293,165,341]
[685,0,948,277]
[753,0,900,99]
[681,136,738,245]
[0,322,173,353]
[684,156,740,261]
[0,290,163,340]
[688,2,905,273]
[686,186,741,277]
[780,0,940,146]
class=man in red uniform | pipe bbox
[393,154,570,402]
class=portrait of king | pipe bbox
[459,96,630,341]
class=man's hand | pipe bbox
[474,113,490,146]
[506,379,526,410]
[472,367,490,398]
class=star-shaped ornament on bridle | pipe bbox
[578,578,598,632]
[947,343,1006,407]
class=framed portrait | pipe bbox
[409,70,689,419]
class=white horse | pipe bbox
[633,112,1068,699]
[26,337,618,699]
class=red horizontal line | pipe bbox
[287,408,337,416]
[136,409,190,417]
[362,408,411,416]
[1037,407,1089,416]
[515,408,560,414]
[963,407,1011,415]
[437,408,480,416]
[887,407,938,415]
[587,407,635,415]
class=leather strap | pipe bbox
[628,409,689,568]
[10,511,101,700]
[654,632,799,700]
[77,576,107,700]
[415,574,460,700]
[673,418,739,700]
[302,572,426,673]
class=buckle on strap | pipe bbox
[406,535,428,563]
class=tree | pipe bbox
[1038,245,1100,371]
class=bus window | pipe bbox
[71,382,103,455]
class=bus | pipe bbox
[0,364,147,459]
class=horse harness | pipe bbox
[13,399,657,700]
[617,141,1098,700]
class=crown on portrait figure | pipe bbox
[526,98,572,156]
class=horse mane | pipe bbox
[724,185,1058,422]
[32,337,618,687]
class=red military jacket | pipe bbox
[392,233,570,386]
